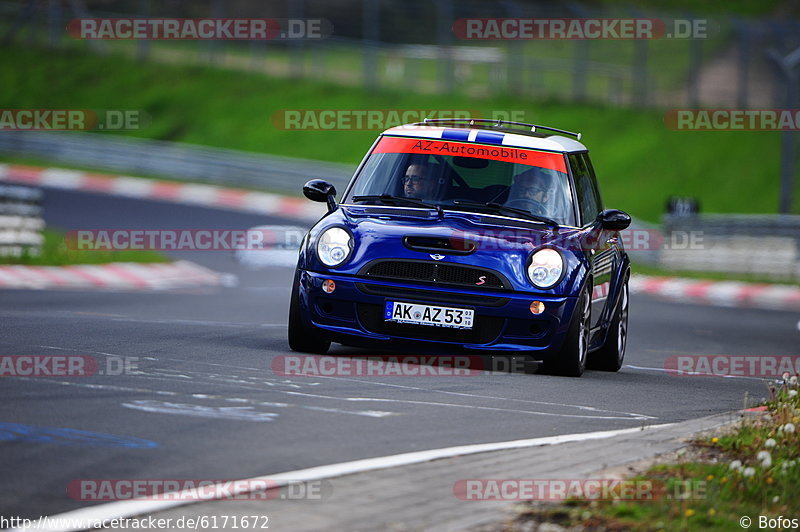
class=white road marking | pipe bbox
[287,372,655,419]
[796,320,800,332]
[6,377,396,419]
[32,347,652,420]
[624,364,773,382]
[12,423,675,532]
[121,400,279,422]
[282,390,654,420]
[9,377,179,396]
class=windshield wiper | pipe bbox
[451,200,559,227]
[352,194,442,215]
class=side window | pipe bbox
[583,154,604,211]
[569,153,602,226]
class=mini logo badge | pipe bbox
[430,254,445,260]
[476,276,486,285]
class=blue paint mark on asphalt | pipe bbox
[0,423,158,448]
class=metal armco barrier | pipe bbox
[0,185,44,258]
[662,213,800,281]
[0,131,355,195]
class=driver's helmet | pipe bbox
[507,167,558,205]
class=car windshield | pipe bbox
[344,134,576,226]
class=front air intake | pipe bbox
[402,235,476,254]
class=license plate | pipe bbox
[384,301,474,329]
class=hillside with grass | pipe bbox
[0,45,791,222]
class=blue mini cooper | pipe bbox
[288,119,631,377]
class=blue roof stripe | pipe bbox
[475,131,505,145]
[441,128,471,141]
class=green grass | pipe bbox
[511,383,800,531]
[1,229,169,266]
[0,44,796,222]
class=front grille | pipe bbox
[355,283,509,307]
[357,304,503,344]
[363,260,506,289]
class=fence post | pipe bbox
[362,0,380,89]
[436,0,454,94]
[136,0,151,61]
[289,0,306,78]
[206,0,225,64]
[687,29,702,107]
[566,2,590,102]
[733,18,750,108]
[47,0,62,49]
[767,46,800,214]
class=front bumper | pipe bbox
[296,269,578,357]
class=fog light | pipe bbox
[529,301,545,315]
[322,279,336,294]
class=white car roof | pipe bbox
[382,125,588,153]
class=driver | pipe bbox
[402,163,437,199]
[507,168,558,210]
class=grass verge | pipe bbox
[1,44,796,222]
[0,229,169,266]
[501,380,800,531]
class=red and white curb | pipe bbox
[3,164,799,306]
[0,164,326,222]
[631,274,800,311]
[0,260,234,291]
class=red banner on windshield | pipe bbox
[373,136,567,172]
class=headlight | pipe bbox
[527,248,563,289]
[316,227,352,267]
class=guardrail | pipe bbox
[0,131,355,196]
[0,185,44,258]
[661,214,800,281]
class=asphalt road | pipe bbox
[1,189,798,520]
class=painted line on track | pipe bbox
[10,423,674,532]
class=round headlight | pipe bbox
[316,227,352,267]
[527,248,563,289]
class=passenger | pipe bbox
[506,168,558,213]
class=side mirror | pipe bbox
[597,209,631,231]
[303,179,337,213]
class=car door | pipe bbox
[569,152,618,330]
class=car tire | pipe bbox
[540,284,590,377]
[287,279,331,355]
[588,276,629,372]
